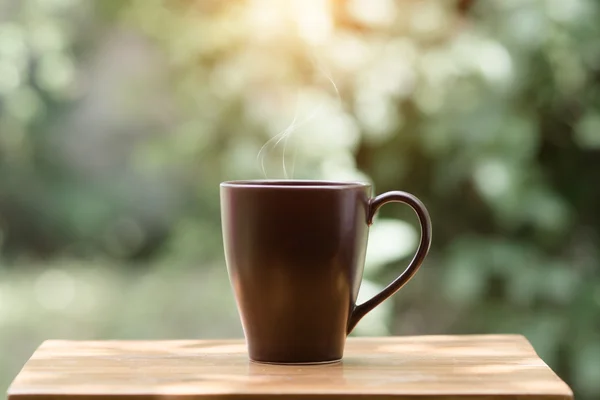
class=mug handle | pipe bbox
[346,191,432,334]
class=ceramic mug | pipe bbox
[220,180,432,364]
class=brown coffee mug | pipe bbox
[220,180,432,364]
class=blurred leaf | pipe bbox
[365,219,418,275]
[573,340,600,397]
[575,111,600,149]
[443,246,487,304]
[352,279,392,336]
[523,313,564,367]
[540,264,580,305]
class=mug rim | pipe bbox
[220,179,371,189]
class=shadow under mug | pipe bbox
[220,180,432,364]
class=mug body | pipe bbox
[220,180,371,364]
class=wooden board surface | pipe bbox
[7,335,573,400]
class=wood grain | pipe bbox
[7,335,573,400]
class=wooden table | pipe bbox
[7,335,573,400]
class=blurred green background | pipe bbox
[1,0,600,398]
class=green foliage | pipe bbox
[1,0,600,399]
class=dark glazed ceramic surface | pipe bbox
[220,180,432,364]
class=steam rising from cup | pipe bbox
[256,53,342,179]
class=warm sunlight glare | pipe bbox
[291,0,333,44]
[247,0,333,44]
